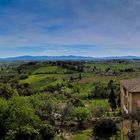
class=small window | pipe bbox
[124,88,127,96]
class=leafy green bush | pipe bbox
[39,124,55,140]
[0,83,18,100]
[0,98,8,139]
[6,96,40,130]
[93,117,119,139]
[72,107,90,128]
[5,125,39,140]
[20,74,29,80]
[67,98,85,107]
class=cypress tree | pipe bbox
[108,88,117,111]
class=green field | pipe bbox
[20,74,56,90]
[33,66,68,74]
[20,62,140,92]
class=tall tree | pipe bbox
[108,88,117,111]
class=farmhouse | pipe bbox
[120,78,140,114]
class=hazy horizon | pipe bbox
[0,0,140,57]
[1,54,140,59]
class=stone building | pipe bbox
[120,78,140,114]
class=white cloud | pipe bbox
[0,0,140,57]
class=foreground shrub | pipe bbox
[6,96,40,130]
[0,83,18,100]
[5,125,39,140]
[93,117,119,139]
[39,124,55,140]
[0,98,8,139]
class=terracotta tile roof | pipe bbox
[120,78,140,93]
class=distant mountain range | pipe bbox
[0,55,140,61]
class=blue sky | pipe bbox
[0,0,140,57]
